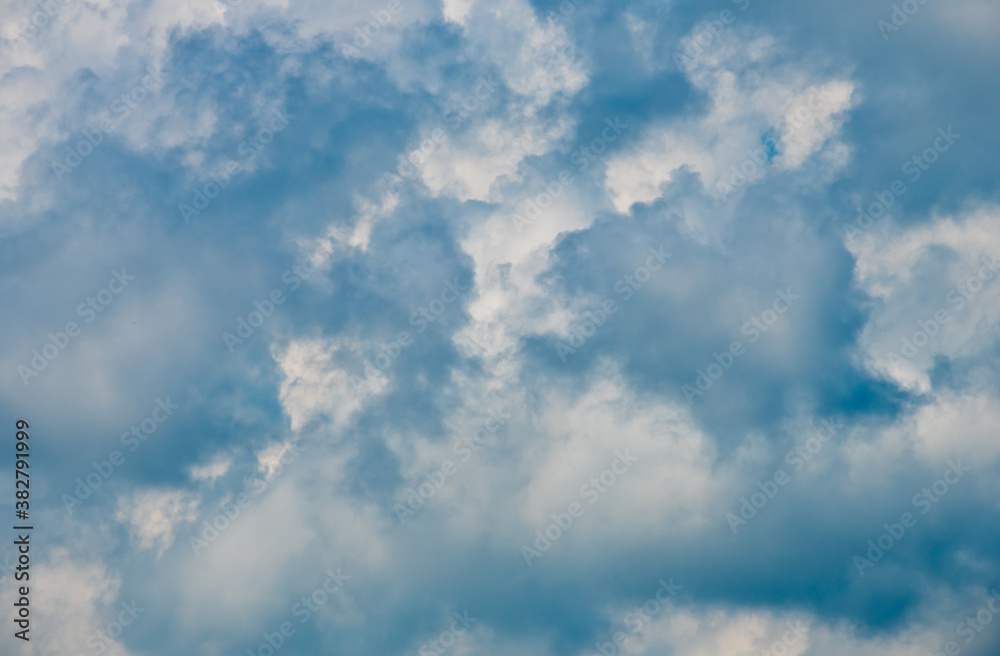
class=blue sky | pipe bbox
[2,0,1000,654]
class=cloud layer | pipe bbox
[2,0,1000,654]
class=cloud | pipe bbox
[3,0,1000,654]
[605,29,856,213]
[116,489,200,557]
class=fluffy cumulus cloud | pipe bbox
[2,0,1000,654]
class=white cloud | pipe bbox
[273,337,383,432]
[408,0,588,203]
[615,603,945,656]
[0,549,137,656]
[116,489,199,557]
[852,205,1000,392]
[912,392,1000,465]
[188,453,234,482]
[604,30,855,213]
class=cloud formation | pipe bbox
[2,0,1000,654]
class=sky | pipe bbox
[1,0,1000,654]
